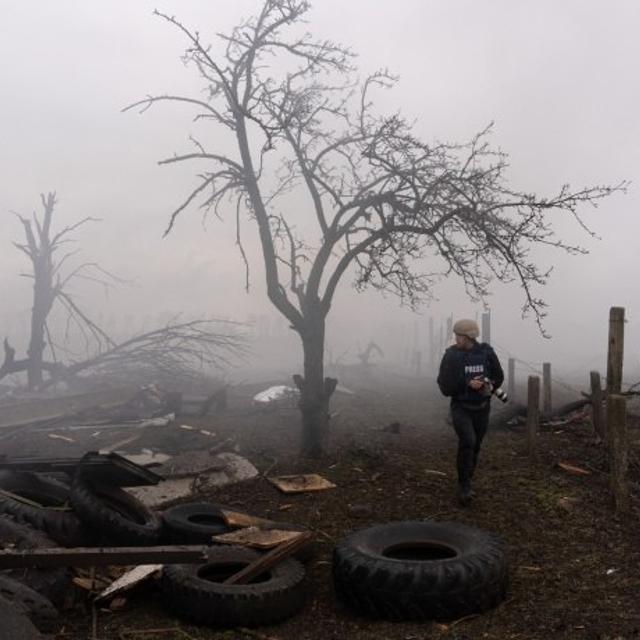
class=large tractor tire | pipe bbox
[333,520,508,621]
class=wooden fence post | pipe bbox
[542,362,552,414]
[606,307,625,394]
[526,375,540,454]
[507,358,515,402]
[607,394,628,514]
[481,312,491,345]
[590,371,605,442]
[429,317,435,371]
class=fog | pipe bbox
[1,1,639,387]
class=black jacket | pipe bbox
[437,341,504,403]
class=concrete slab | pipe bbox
[127,452,259,507]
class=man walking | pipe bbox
[437,318,505,505]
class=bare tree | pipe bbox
[125,0,625,457]
[11,192,114,388]
[3,193,248,390]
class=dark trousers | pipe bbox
[451,402,491,486]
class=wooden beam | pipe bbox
[223,532,314,585]
[0,545,209,569]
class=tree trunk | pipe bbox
[26,256,54,389]
[293,315,337,458]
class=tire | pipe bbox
[332,520,508,621]
[0,514,67,606]
[0,574,58,632]
[0,471,89,547]
[161,546,307,628]
[161,502,232,543]
[70,474,162,546]
[0,594,45,640]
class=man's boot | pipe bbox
[457,481,474,506]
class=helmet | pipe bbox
[453,318,479,340]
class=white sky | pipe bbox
[1,1,639,384]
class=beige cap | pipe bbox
[453,318,479,339]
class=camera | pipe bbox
[483,378,508,403]
[493,387,508,403]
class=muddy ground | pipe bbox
[2,369,640,640]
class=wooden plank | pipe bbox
[0,545,209,569]
[223,531,314,585]
[267,473,336,493]
[220,508,275,528]
[213,527,304,549]
[0,387,135,429]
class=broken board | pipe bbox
[220,508,275,528]
[267,473,336,493]
[212,526,303,549]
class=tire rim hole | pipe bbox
[384,543,457,561]
[198,562,272,584]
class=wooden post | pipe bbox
[542,362,552,414]
[429,317,435,371]
[607,394,628,514]
[412,350,422,375]
[606,307,625,394]
[507,358,515,402]
[526,375,540,454]
[481,312,491,345]
[590,371,605,442]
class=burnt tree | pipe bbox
[12,193,104,388]
[5,193,246,390]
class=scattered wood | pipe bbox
[48,433,75,442]
[220,508,275,528]
[556,461,591,475]
[95,564,163,602]
[0,545,209,569]
[557,496,579,511]
[0,386,135,430]
[213,526,303,549]
[223,531,314,585]
[268,473,336,493]
[99,434,141,453]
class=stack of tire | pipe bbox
[0,513,65,640]
[0,468,311,633]
[158,501,310,628]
